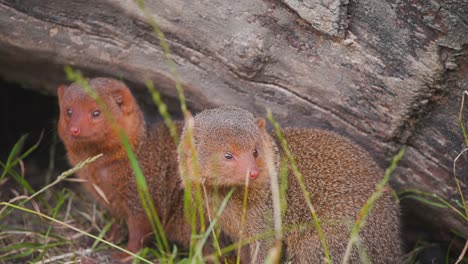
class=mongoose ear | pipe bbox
[112,87,135,115]
[57,85,67,101]
[256,118,266,131]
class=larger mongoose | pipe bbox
[178,106,402,263]
[57,78,191,258]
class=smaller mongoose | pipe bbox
[57,78,191,259]
[178,106,402,263]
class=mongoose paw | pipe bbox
[110,251,134,263]
[105,223,123,243]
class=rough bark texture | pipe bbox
[0,0,467,254]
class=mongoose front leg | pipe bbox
[111,213,152,261]
[106,221,123,244]
[126,213,153,253]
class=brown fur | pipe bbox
[178,106,402,263]
[57,78,190,257]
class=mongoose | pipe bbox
[57,78,191,258]
[178,106,402,263]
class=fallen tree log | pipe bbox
[0,0,467,255]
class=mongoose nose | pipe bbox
[249,168,259,179]
[70,126,81,136]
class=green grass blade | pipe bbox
[400,195,449,208]
[0,134,37,195]
[31,241,70,262]
[45,190,70,239]
[0,202,153,264]
[0,242,64,252]
[0,154,102,220]
[194,189,235,261]
[92,219,114,249]
[1,134,28,180]
[145,80,179,145]
[16,131,44,164]
[179,114,207,259]
[267,109,331,264]
[0,160,35,195]
[236,175,250,264]
[458,91,468,146]
[341,146,406,264]
[2,248,35,261]
[456,91,468,221]
[1,131,44,184]
[399,189,468,221]
[135,0,187,114]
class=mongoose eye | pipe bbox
[92,110,101,118]
[224,153,234,160]
[253,148,258,158]
[66,108,72,117]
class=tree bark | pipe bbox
[0,0,467,251]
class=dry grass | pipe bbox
[1,1,467,263]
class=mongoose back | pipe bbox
[57,78,191,258]
[178,106,402,263]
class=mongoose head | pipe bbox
[178,106,270,187]
[57,78,144,149]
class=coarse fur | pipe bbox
[178,106,402,263]
[57,78,190,258]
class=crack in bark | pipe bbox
[407,141,451,175]
[217,63,373,138]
